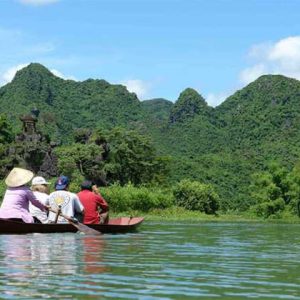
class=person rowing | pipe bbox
[0,167,48,223]
[48,175,85,223]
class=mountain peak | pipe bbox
[6,63,62,99]
[13,63,55,81]
[179,87,203,97]
[24,63,51,72]
[217,74,300,112]
[246,74,300,92]
[169,88,208,123]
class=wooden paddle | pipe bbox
[48,207,101,235]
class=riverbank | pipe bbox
[112,206,300,224]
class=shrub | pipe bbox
[173,180,220,214]
[101,183,174,212]
[253,198,285,218]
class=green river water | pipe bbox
[0,221,300,299]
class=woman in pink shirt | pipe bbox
[0,167,48,223]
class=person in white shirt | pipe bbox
[48,175,84,223]
[29,176,50,223]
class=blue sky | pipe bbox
[0,0,300,106]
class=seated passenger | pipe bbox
[77,180,109,224]
[0,167,48,223]
[29,176,50,223]
[48,175,84,223]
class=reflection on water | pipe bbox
[83,235,108,274]
[0,233,107,275]
[0,222,300,299]
[0,233,107,298]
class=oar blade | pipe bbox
[71,221,102,235]
[49,207,102,235]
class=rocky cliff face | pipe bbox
[9,112,58,178]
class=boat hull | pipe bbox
[0,217,144,234]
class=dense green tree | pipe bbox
[285,162,300,215]
[92,127,170,185]
[173,179,220,214]
[55,142,106,186]
[249,162,298,218]
[0,114,13,144]
[56,127,169,186]
[0,114,14,176]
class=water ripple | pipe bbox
[0,223,300,299]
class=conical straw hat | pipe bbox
[5,167,34,188]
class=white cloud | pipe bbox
[50,69,77,80]
[0,63,29,86]
[268,36,300,66]
[240,36,300,85]
[120,79,149,99]
[206,92,230,107]
[0,64,76,86]
[18,0,60,6]
[239,64,267,85]
[248,43,272,60]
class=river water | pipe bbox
[0,222,300,299]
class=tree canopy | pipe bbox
[2,64,300,213]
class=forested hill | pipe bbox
[144,75,300,209]
[2,63,300,209]
[0,63,145,141]
[141,98,173,122]
[215,74,300,169]
[157,75,300,209]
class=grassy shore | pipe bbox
[0,179,298,223]
[112,206,300,224]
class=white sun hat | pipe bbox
[32,176,50,185]
[5,167,34,188]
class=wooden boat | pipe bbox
[0,217,144,234]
